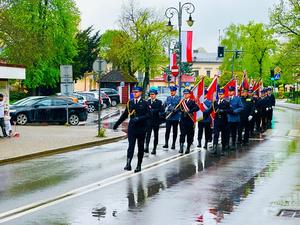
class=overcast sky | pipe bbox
[74,0,279,52]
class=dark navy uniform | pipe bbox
[260,90,268,131]
[145,97,163,154]
[197,98,212,149]
[238,93,254,144]
[266,88,276,128]
[163,86,181,149]
[179,90,199,154]
[227,89,243,149]
[113,95,150,172]
[212,97,230,154]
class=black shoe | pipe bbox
[230,145,236,151]
[124,158,132,171]
[211,144,218,154]
[134,165,141,173]
[171,144,175,150]
[204,142,208,149]
[236,141,242,145]
[144,145,149,153]
[179,143,184,154]
[151,147,156,155]
[162,144,168,148]
[197,142,201,148]
[185,145,191,154]
[242,142,249,146]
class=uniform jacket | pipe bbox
[201,99,212,123]
[114,98,150,132]
[179,99,199,124]
[147,98,164,126]
[164,95,181,121]
[227,96,243,123]
[240,96,254,120]
[213,99,230,125]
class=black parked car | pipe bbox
[77,93,100,113]
[78,91,111,109]
[10,97,88,126]
[101,88,120,106]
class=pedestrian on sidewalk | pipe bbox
[163,86,181,150]
[0,94,8,138]
[4,110,12,137]
[145,88,164,155]
[113,86,150,173]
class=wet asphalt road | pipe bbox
[0,107,299,225]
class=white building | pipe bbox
[0,62,26,104]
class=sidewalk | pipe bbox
[0,125,126,164]
[275,99,300,111]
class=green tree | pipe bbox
[119,1,173,92]
[220,22,277,86]
[0,0,80,94]
[270,0,300,84]
[73,26,101,80]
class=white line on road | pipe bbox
[0,147,204,224]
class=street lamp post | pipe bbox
[165,2,195,98]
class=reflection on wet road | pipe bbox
[0,107,299,225]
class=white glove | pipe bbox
[248,115,253,121]
[255,110,258,114]
[266,108,269,111]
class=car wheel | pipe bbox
[87,104,95,113]
[111,100,117,107]
[102,103,108,109]
[69,114,80,126]
[16,113,28,125]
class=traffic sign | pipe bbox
[93,59,107,73]
[274,73,280,80]
[274,66,281,74]
[171,65,179,77]
[60,65,73,83]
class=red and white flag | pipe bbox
[224,78,237,97]
[190,78,205,122]
[206,74,219,101]
[170,52,177,69]
[181,31,193,63]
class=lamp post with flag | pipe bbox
[165,2,195,98]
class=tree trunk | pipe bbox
[142,65,150,98]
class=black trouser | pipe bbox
[213,122,228,148]
[261,110,267,131]
[180,120,195,145]
[255,112,261,132]
[198,121,211,143]
[127,126,146,165]
[267,108,273,128]
[145,125,159,148]
[165,120,179,145]
[0,118,7,137]
[228,122,239,146]
[249,117,255,135]
[238,119,250,143]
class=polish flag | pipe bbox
[181,31,193,63]
[206,75,219,101]
[170,52,177,69]
[190,77,205,122]
[239,70,249,92]
[224,78,237,97]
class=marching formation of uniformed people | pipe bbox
[113,84,276,173]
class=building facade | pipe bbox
[192,51,222,78]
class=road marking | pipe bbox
[0,148,203,223]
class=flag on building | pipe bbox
[181,31,193,63]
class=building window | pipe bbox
[193,70,199,76]
[206,70,211,77]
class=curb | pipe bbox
[275,103,300,111]
[0,134,127,166]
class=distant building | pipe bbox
[0,62,26,104]
[192,51,223,78]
